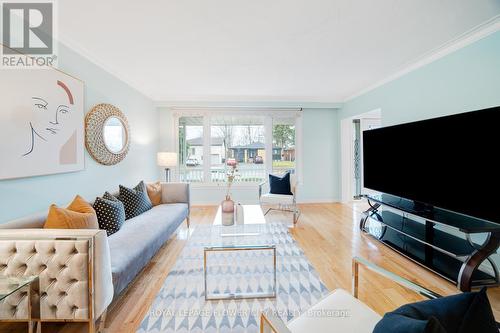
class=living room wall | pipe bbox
[338,30,500,269]
[0,43,159,223]
[339,30,500,125]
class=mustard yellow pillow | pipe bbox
[146,181,162,206]
[44,195,99,229]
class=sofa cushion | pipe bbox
[108,203,188,296]
[94,194,126,236]
[146,181,162,206]
[44,195,99,229]
[118,181,153,219]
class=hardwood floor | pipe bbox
[3,203,500,332]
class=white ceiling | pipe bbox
[58,0,500,103]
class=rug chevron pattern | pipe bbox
[137,222,329,332]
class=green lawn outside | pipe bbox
[272,161,295,168]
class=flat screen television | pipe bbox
[362,106,500,224]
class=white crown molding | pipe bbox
[154,100,342,109]
[343,15,500,102]
[169,106,302,112]
[57,33,156,101]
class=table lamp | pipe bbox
[157,152,177,182]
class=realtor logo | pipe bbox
[1,1,57,67]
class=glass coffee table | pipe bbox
[204,206,276,300]
[0,275,40,333]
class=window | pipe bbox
[272,118,296,175]
[211,116,266,183]
[175,111,301,184]
[178,116,204,182]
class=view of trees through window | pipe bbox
[178,114,297,183]
[273,118,296,175]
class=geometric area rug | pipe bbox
[137,222,330,332]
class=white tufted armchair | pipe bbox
[0,229,113,333]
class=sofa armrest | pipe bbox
[0,212,47,229]
[0,229,113,321]
[161,182,190,207]
[92,230,114,318]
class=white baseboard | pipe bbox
[296,198,338,204]
[191,198,339,206]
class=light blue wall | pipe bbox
[340,31,500,125]
[338,31,500,268]
[0,43,159,223]
[300,108,340,202]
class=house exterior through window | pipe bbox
[174,109,302,185]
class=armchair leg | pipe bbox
[186,216,190,228]
[263,205,300,226]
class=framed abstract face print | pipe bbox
[0,68,85,179]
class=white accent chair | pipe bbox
[259,174,300,226]
[260,256,443,333]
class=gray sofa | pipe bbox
[0,182,189,331]
[108,185,190,296]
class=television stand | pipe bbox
[360,193,500,291]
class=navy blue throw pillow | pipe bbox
[118,181,153,219]
[93,194,126,236]
[269,173,292,195]
[373,287,497,333]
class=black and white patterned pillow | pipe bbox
[118,181,153,220]
[93,193,126,236]
[104,191,119,202]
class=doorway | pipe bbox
[340,109,381,202]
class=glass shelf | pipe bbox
[365,193,500,234]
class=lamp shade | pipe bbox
[157,152,178,167]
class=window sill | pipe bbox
[188,182,261,189]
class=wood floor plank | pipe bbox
[2,203,499,333]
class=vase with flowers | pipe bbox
[221,164,238,225]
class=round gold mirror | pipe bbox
[85,104,130,165]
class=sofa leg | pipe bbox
[88,310,107,333]
[186,216,190,228]
[97,310,107,333]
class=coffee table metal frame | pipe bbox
[203,244,277,301]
